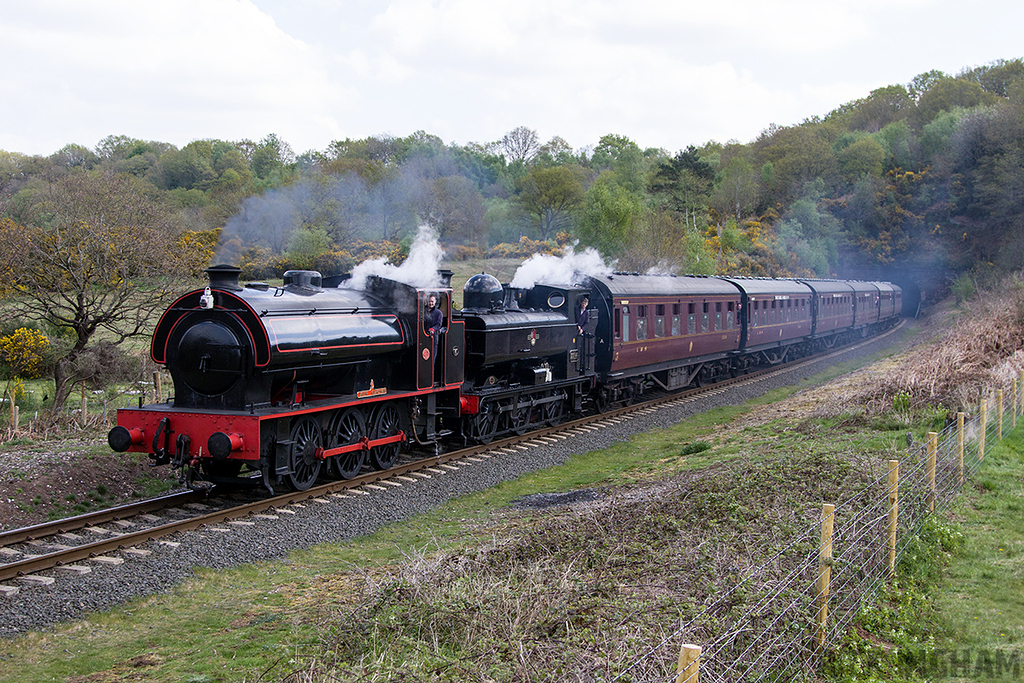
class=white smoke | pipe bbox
[645,262,678,276]
[341,225,446,291]
[509,245,614,289]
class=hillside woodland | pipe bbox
[1,58,1024,415]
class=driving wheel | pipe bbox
[369,403,402,471]
[326,408,366,480]
[285,415,323,491]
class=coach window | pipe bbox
[622,306,630,342]
[614,307,621,339]
[672,303,681,336]
[727,301,735,329]
[715,302,722,330]
[750,300,757,327]
[655,304,665,337]
[688,303,696,335]
[785,299,792,322]
[701,302,710,333]
[636,305,647,340]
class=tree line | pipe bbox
[1,58,1023,417]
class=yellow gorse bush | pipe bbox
[0,327,50,379]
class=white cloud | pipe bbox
[0,0,1020,156]
[0,0,346,153]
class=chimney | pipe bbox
[205,264,243,291]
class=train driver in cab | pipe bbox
[425,294,446,383]
[575,294,591,372]
[575,294,590,335]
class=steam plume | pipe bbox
[509,245,613,289]
[342,225,445,291]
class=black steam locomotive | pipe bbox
[108,264,900,492]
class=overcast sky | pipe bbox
[1,0,1021,158]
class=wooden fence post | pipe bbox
[997,389,1004,440]
[816,503,835,649]
[887,460,899,577]
[11,405,18,435]
[1013,381,1018,429]
[80,386,88,427]
[676,644,701,683]
[957,413,965,485]
[979,399,987,461]
[1019,374,1023,417]
[153,371,161,403]
[927,432,937,513]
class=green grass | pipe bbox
[823,425,1024,682]
[923,427,1024,681]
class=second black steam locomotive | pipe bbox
[108,265,901,492]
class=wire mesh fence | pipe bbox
[614,376,1021,683]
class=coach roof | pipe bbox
[586,273,741,298]
[718,277,812,297]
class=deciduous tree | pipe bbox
[0,172,200,416]
[514,165,585,240]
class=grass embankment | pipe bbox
[0,332,998,683]
[930,427,1024,680]
[826,425,1024,683]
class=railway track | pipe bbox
[0,321,904,590]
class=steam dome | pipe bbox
[463,273,503,310]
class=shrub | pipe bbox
[487,237,562,259]
[445,243,485,261]
[950,272,976,304]
[0,328,51,380]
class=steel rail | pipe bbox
[0,490,206,546]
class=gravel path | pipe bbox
[0,324,916,638]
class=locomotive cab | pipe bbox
[455,274,596,443]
